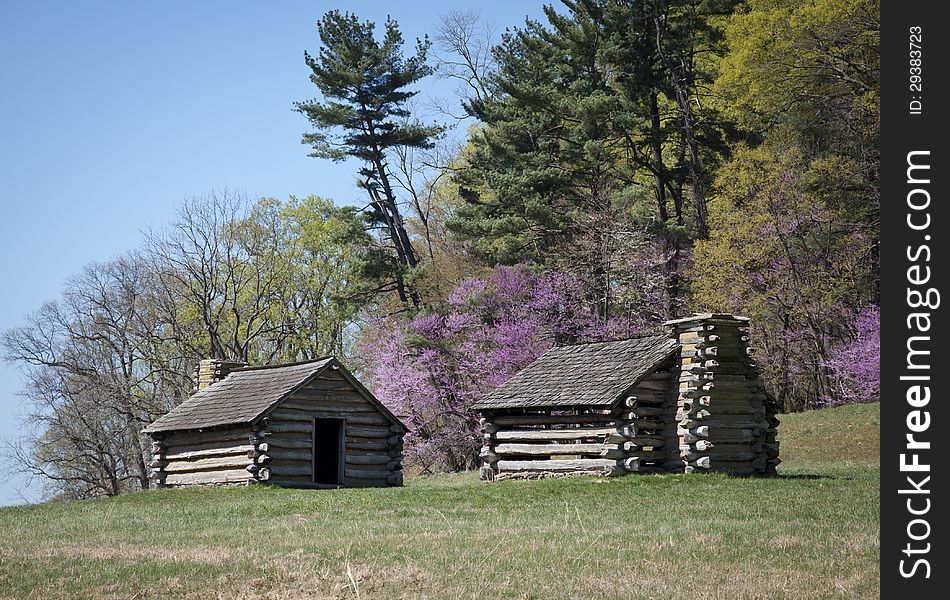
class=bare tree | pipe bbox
[145,191,291,363]
[432,10,498,113]
[2,257,186,498]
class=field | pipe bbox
[0,403,880,599]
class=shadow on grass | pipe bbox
[773,473,835,480]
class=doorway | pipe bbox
[312,418,344,485]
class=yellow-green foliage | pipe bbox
[691,144,873,409]
[716,0,879,136]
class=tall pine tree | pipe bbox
[296,11,443,306]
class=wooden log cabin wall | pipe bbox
[474,314,779,480]
[145,358,406,489]
[668,315,780,476]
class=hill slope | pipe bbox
[0,403,880,599]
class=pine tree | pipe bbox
[296,11,443,306]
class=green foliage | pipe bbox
[295,11,442,163]
[688,0,879,411]
[691,145,874,409]
[716,0,879,142]
[256,195,378,361]
[449,0,740,319]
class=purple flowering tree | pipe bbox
[823,305,880,406]
[363,265,638,472]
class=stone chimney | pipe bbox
[664,313,779,476]
[192,358,246,393]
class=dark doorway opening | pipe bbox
[312,418,344,485]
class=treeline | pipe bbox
[4,0,880,496]
[1,193,381,498]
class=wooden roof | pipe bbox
[471,335,679,411]
[144,358,404,434]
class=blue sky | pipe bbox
[0,1,546,505]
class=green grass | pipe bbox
[0,403,880,599]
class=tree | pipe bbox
[147,192,376,365]
[824,304,880,406]
[296,11,444,306]
[3,193,377,498]
[690,145,873,410]
[447,1,738,319]
[715,0,880,287]
[1,257,187,499]
[145,191,288,364]
[266,195,379,360]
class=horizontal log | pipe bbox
[683,450,759,462]
[268,409,390,426]
[346,426,392,439]
[345,467,390,480]
[268,448,311,462]
[386,472,403,486]
[681,439,714,452]
[688,442,762,453]
[601,448,670,460]
[678,409,713,421]
[494,427,615,442]
[606,432,667,446]
[164,455,251,473]
[347,440,388,451]
[161,427,252,447]
[681,372,757,385]
[303,379,357,392]
[679,381,759,396]
[682,406,766,419]
[269,463,312,477]
[165,444,254,461]
[680,419,767,431]
[165,469,253,486]
[282,394,374,410]
[496,458,619,474]
[345,453,391,466]
[625,406,669,418]
[492,413,617,427]
[268,422,312,434]
[679,426,710,442]
[494,443,605,457]
[266,437,311,450]
[623,394,668,406]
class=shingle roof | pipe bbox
[144,358,403,434]
[470,335,679,410]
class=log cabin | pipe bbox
[472,314,780,480]
[143,358,406,489]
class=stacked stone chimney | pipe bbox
[665,314,780,476]
[192,358,246,393]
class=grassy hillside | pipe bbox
[778,401,880,462]
[0,404,879,599]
